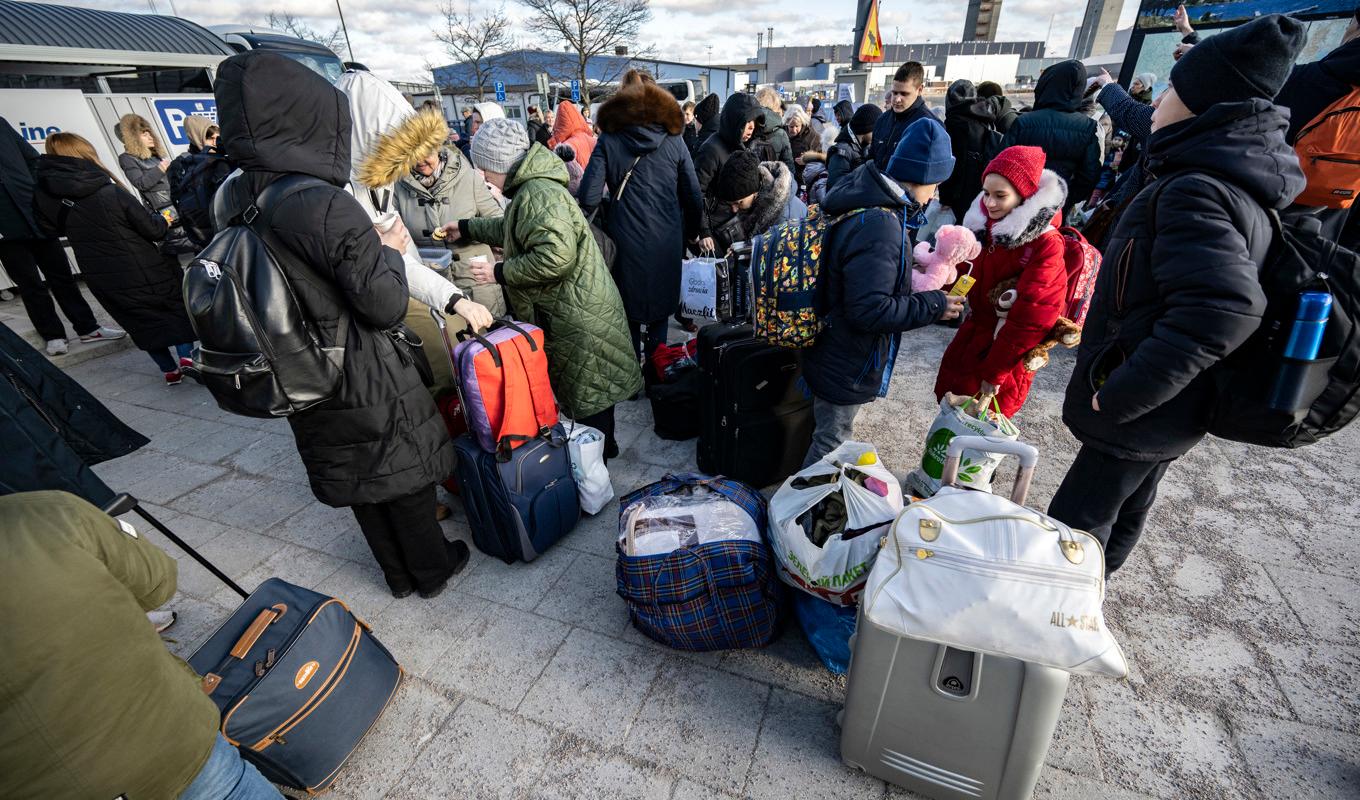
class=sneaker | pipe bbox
[79,325,127,343]
[147,609,177,633]
[45,338,68,356]
[165,370,183,386]
[179,356,194,370]
[418,540,471,599]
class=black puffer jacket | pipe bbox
[999,61,1100,207]
[214,50,454,507]
[826,126,869,193]
[1063,99,1306,461]
[0,117,40,239]
[33,157,196,351]
[940,81,1003,216]
[580,80,704,323]
[801,162,947,405]
[1275,37,1360,145]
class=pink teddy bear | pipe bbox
[911,225,982,293]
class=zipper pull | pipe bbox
[234,373,241,390]
[915,548,933,560]
[265,648,277,669]
[271,734,287,746]
[253,660,266,677]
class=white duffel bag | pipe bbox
[768,442,904,606]
[864,436,1128,678]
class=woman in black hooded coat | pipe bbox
[32,137,197,382]
[939,79,1004,217]
[213,50,463,599]
[580,70,704,360]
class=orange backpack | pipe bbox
[1293,87,1360,209]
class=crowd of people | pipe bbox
[1,8,1358,796]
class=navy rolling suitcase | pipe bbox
[101,494,403,795]
[451,426,581,563]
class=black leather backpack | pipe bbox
[182,174,349,418]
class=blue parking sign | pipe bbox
[494,81,506,102]
[570,79,580,103]
[153,98,217,147]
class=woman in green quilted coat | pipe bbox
[443,117,642,458]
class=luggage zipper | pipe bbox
[1311,155,1360,166]
[909,546,1098,591]
[908,505,1107,578]
[253,623,361,751]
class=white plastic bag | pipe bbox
[619,492,761,557]
[680,257,724,319]
[767,442,905,606]
[564,422,613,515]
[905,394,1019,497]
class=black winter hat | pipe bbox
[1170,14,1307,115]
[849,103,883,135]
[716,150,762,201]
[695,93,721,125]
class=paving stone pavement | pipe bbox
[67,322,1358,800]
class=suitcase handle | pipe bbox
[940,436,1038,505]
[201,603,288,695]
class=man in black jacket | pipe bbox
[998,60,1100,212]
[1049,15,1307,575]
[801,119,964,465]
[694,92,765,241]
[870,62,934,170]
[0,118,120,356]
[938,79,1005,218]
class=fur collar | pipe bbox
[357,109,449,189]
[118,113,162,160]
[596,82,685,135]
[961,169,1066,248]
[743,160,795,234]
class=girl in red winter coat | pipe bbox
[934,145,1068,417]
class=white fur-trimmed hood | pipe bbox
[962,168,1067,248]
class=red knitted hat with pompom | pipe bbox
[983,145,1046,199]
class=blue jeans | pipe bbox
[178,734,282,800]
[147,342,194,372]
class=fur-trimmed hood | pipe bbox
[595,81,684,136]
[962,168,1067,248]
[336,70,449,189]
[742,160,798,234]
[117,113,163,160]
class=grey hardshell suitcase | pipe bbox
[839,438,1069,800]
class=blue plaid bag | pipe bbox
[615,473,782,651]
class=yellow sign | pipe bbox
[858,0,885,63]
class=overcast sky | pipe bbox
[72,0,1140,83]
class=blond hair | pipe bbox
[45,132,119,182]
[755,87,782,112]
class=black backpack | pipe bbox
[182,173,349,418]
[1152,175,1360,447]
[169,151,233,247]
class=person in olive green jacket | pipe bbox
[443,117,643,458]
[0,491,282,800]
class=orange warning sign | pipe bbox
[858,0,884,63]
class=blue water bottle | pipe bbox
[1267,291,1332,411]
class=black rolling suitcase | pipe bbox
[695,322,813,488]
[101,494,402,795]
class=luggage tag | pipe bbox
[949,261,976,297]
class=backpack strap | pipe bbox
[56,197,77,236]
[239,176,352,357]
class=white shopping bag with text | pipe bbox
[680,257,724,320]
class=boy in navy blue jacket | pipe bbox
[801,118,965,465]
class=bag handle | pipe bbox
[940,435,1037,505]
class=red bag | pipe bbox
[649,338,698,384]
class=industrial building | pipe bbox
[963,0,1004,42]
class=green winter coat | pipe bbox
[0,491,220,799]
[466,143,642,419]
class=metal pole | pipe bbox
[336,0,356,63]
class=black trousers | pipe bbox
[0,238,98,341]
[576,405,618,461]
[629,318,669,365]
[350,485,449,593]
[1046,445,1174,576]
